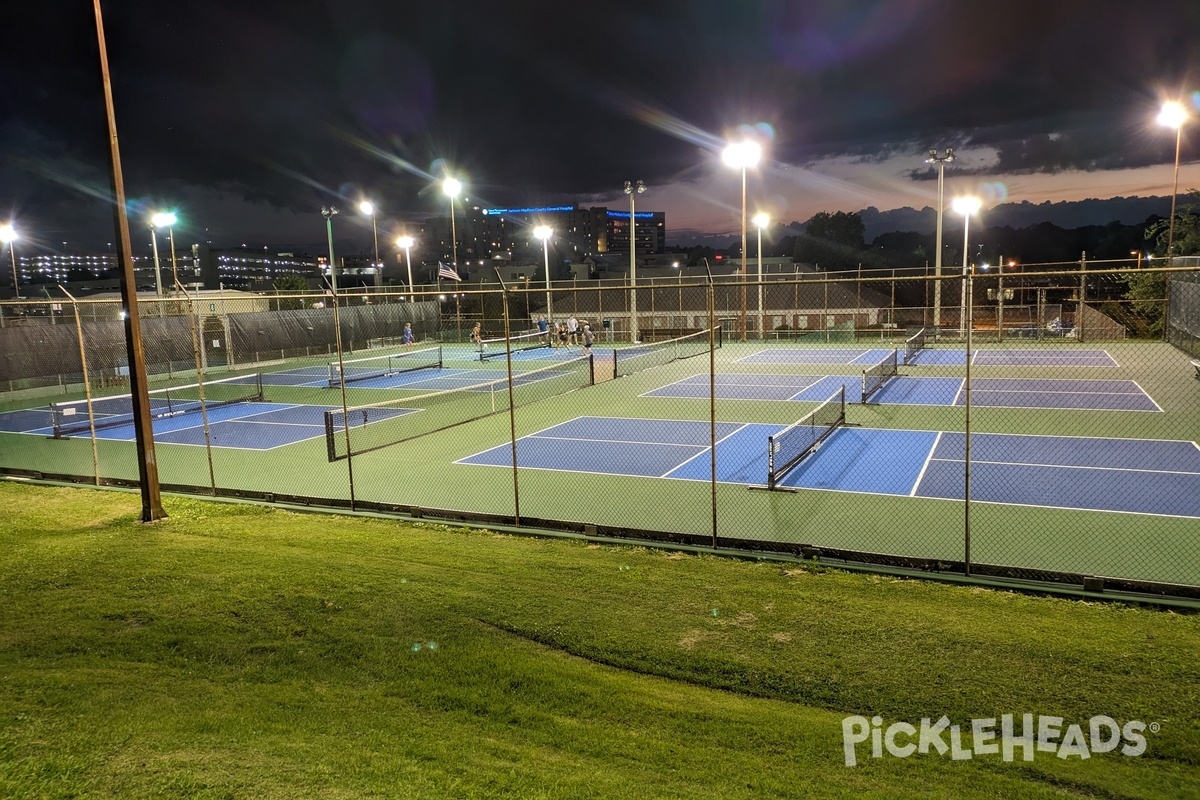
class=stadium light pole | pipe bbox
[753,212,769,339]
[151,212,177,292]
[148,219,165,297]
[723,139,762,342]
[359,200,381,288]
[443,177,461,269]
[321,206,339,292]
[0,223,18,299]
[534,225,553,325]
[952,194,981,576]
[624,180,645,342]
[953,197,981,339]
[1157,101,1188,260]
[927,148,955,328]
[395,235,415,297]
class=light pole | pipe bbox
[1157,102,1188,260]
[321,206,339,292]
[723,139,762,342]
[0,223,18,299]
[623,180,645,342]
[952,194,981,575]
[753,212,769,338]
[443,177,461,269]
[395,235,415,297]
[149,220,164,297]
[953,196,982,339]
[534,225,553,326]
[927,148,955,328]
[359,200,381,288]
[151,212,177,292]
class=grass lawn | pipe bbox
[1,480,1197,799]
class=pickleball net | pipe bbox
[903,327,926,364]
[327,346,442,387]
[861,349,899,403]
[477,329,549,361]
[324,354,594,461]
[766,386,846,490]
[50,372,264,439]
[611,325,722,379]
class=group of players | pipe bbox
[537,315,595,354]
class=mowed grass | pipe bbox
[1,482,1197,799]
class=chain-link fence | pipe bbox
[1,265,1196,602]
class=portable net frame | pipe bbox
[861,349,899,404]
[611,325,722,379]
[903,327,926,364]
[324,355,594,461]
[766,386,846,490]
[477,329,547,361]
[50,373,264,439]
[327,345,443,387]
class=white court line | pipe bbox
[910,431,943,497]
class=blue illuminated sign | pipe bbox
[483,205,575,216]
[606,211,655,220]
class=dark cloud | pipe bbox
[2,0,1199,248]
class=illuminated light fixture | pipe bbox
[723,139,763,342]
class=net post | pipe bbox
[323,409,337,462]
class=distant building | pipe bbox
[421,204,667,267]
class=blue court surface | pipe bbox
[0,401,417,450]
[740,347,1118,368]
[642,373,1160,412]
[457,416,1200,519]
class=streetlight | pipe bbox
[534,225,553,327]
[952,196,982,338]
[321,206,339,292]
[723,139,762,341]
[623,180,645,342]
[442,177,461,269]
[150,212,178,292]
[359,200,381,288]
[0,223,18,299]
[753,212,769,338]
[1157,101,1189,260]
[927,148,955,328]
[395,235,415,297]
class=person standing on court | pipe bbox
[402,322,414,348]
[470,322,482,347]
[567,315,579,346]
[581,322,595,354]
[537,315,550,347]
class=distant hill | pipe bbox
[669,195,1175,248]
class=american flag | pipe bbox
[438,262,461,281]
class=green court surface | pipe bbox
[2,339,1198,593]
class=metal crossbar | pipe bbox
[50,373,264,439]
[327,346,442,387]
[766,386,846,490]
[861,349,899,404]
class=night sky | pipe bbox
[2,1,1198,254]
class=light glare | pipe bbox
[952,196,982,216]
[722,140,762,169]
[1158,101,1187,130]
